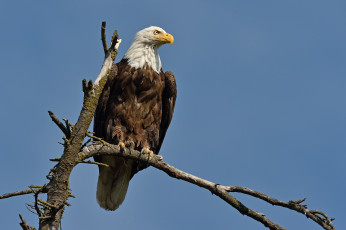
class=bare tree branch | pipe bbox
[50,157,110,167]
[224,186,334,230]
[0,187,46,200]
[62,118,72,138]
[48,111,70,138]
[79,143,335,230]
[34,191,42,217]
[101,21,108,55]
[19,214,36,230]
[78,160,110,167]
[109,29,119,52]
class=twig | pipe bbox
[50,154,109,167]
[81,138,92,151]
[79,160,109,167]
[29,185,45,189]
[26,203,44,212]
[26,204,39,215]
[49,158,60,162]
[86,132,108,145]
[62,118,72,138]
[109,29,119,51]
[33,190,41,217]
[19,214,36,230]
[68,192,76,199]
[101,21,108,55]
[310,210,334,228]
[37,198,59,209]
[48,111,70,138]
[223,186,334,230]
[0,188,46,199]
[289,198,306,204]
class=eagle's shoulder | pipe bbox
[163,71,177,98]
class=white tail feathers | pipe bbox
[96,156,133,211]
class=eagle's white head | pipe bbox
[124,26,174,73]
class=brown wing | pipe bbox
[93,63,119,162]
[157,71,177,153]
[93,63,119,137]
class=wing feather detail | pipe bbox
[157,71,177,153]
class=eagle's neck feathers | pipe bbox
[124,42,162,73]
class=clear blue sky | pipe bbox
[1,0,345,229]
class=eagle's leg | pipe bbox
[141,147,163,160]
[118,140,135,152]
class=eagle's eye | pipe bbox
[154,30,161,35]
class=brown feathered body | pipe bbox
[94,59,177,210]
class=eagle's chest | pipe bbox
[119,69,165,107]
[109,68,165,148]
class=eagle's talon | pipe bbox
[154,155,163,160]
[125,140,135,149]
[141,147,163,160]
[118,141,125,151]
[141,147,153,155]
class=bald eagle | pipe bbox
[94,26,177,210]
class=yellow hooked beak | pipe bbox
[155,33,174,45]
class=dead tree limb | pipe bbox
[19,214,36,230]
[79,143,335,230]
[38,22,120,230]
[101,21,108,55]
[0,185,47,200]
[48,111,70,138]
[224,186,334,229]
[0,189,43,200]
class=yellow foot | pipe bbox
[141,147,163,160]
[141,147,152,155]
[118,141,125,151]
[124,140,135,149]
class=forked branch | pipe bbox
[48,111,70,138]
